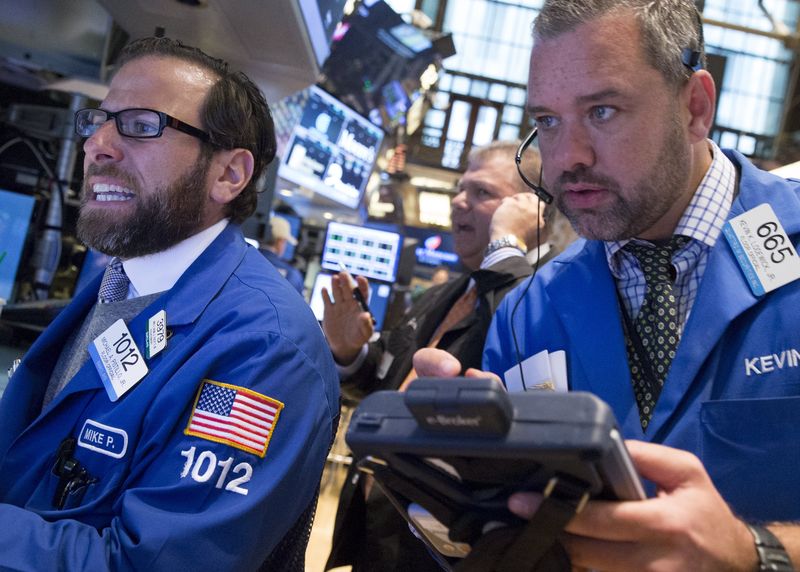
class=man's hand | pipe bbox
[508,441,758,572]
[489,192,545,247]
[413,347,501,381]
[322,271,373,365]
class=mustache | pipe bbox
[555,166,617,190]
[84,164,137,189]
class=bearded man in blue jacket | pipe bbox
[0,37,339,571]
[416,0,800,570]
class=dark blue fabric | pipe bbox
[484,150,800,521]
[259,248,305,295]
[0,224,339,571]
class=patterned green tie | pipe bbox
[623,236,689,430]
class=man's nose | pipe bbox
[82,120,124,165]
[548,121,596,175]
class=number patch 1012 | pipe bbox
[179,446,252,495]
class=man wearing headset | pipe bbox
[323,141,556,572]
[416,0,800,569]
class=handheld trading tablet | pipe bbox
[345,377,646,569]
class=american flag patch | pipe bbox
[185,380,284,458]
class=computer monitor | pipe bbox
[0,189,35,303]
[298,0,348,69]
[320,220,403,283]
[277,85,385,209]
[403,226,463,272]
[308,271,392,331]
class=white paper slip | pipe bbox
[723,203,800,296]
[89,319,148,402]
[504,349,553,393]
[547,350,569,392]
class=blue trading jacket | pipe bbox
[484,150,800,521]
[0,224,339,571]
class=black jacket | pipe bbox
[326,254,543,571]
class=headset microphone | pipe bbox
[515,128,554,204]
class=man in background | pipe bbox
[0,37,338,571]
[259,215,305,294]
[416,0,800,569]
[323,140,556,571]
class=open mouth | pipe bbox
[93,183,135,202]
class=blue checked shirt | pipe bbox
[607,141,736,332]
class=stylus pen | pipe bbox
[338,263,375,325]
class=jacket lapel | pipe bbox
[648,151,800,437]
[545,242,644,437]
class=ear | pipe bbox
[208,148,255,205]
[683,70,716,143]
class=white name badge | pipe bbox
[146,309,167,359]
[723,203,800,296]
[89,319,148,402]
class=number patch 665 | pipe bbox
[180,446,252,495]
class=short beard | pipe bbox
[78,149,213,258]
[554,112,690,241]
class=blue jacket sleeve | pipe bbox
[0,329,337,571]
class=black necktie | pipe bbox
[623,236,689,430]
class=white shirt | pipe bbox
[122,219,229,298]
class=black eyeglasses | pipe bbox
[75,108,213,144]
[515,128,552,204]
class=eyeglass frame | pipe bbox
[515,128,553,204]
[74,107,215,144]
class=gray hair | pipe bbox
[466,140,554,226]
[467,140,541,196]
[533,0,705,88]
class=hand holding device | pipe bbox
[346,377,646,570]
[509,441,761,572]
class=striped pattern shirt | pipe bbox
[607,141,737,331]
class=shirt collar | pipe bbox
[605,140,736,274]
[122,219,230,297]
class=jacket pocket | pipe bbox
[700,396,800,521]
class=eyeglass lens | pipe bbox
[76,109,164,138]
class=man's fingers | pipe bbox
[464,368,499,381]
[321,287,333,308]
[355,275,370,300]
[413,348,462,378]
[625,440,707,492]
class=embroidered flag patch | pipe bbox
[185,380,284,458]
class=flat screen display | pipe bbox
[298,0,348,68]
[404,226,463,271]
[308,271,392,331]
[278,85,384,209]
[0,189,35,303]
[321,221,403,283]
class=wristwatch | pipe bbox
[485,234,527,257]
[747,524,795,571]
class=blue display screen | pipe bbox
[0,189,35,303]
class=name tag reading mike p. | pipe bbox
[89,319,148,402]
